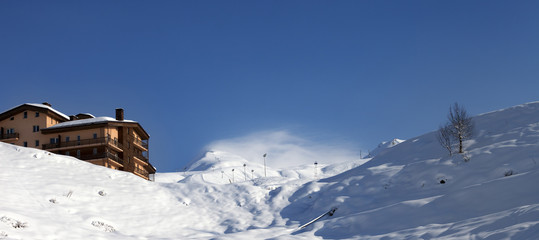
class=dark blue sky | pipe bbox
[2,1,538,172]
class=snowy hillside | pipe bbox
[1,102,539,239]
[366,138,405,158]
[284,102,539,239]
[0,141,365,239]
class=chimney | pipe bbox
[115,108,124,121]
[42,102,52,107]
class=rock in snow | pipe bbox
[1,102,539,239]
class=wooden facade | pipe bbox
[0,103,155,180]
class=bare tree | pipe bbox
[437,124,453,156]
[447,102,474,153]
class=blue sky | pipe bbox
[1,1,538,172]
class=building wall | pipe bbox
[104,127,119,141]
[45,115,62,128]
[0,110,53,147]
[42,128,109,143]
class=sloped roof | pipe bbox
[45,116,136,129]
[0,103,70,121]
[43,116,149,139]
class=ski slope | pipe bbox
[1,102,539,239]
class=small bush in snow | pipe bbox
[98,190,107,196]
[91,221,115,232]
[1,216,27,229]
[437,177,447,184]
[463,153,471,162]
[49,199,57,204]
[504,170,514,177]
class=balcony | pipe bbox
[42,137,123,152]
[78,152,124,166]
[0,132,19,142]
[132,138,148,151]
[133,154,149,163]
[134,167,149,179]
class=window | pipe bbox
[66,136,70,142]
[10,116,14,120]
[93,148,97,155]
[50,138,58,144]
[6,128,14,134]
[66,151,70,156]
[32,125,40,132]
[93,133,97,139]
[23,112,27,119]
[23,142,27,147]
[76,150,80,158]
[35,112,39,117]
[35,140,39,147]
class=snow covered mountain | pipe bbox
[366,138,405,158]
[1,102,539,239]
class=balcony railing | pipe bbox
[134,167,149,178]
[78,152,124,165]
[133,154,149,163]
[133,138,149,149]
[0,132,19,140]
[42,137,123,150]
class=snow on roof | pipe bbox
[45,116,136,130]
[9,103,71,120]
[77,113,96,118]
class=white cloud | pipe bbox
[205,130,361,168]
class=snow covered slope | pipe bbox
[0,142,357,239]
[367,138,405,158]
[282,102,539,239]
[1,101,539,239]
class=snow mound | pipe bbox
[367,138,405,157]
[177,150,369,185]
[185,150,255,172]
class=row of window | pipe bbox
[23,141,40,147]
[51,134,98,144]
[10,112,56,125]
[3,126,41,133]
[11,111,40,120]
[65,149,111,157]
[23,111,40,118]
